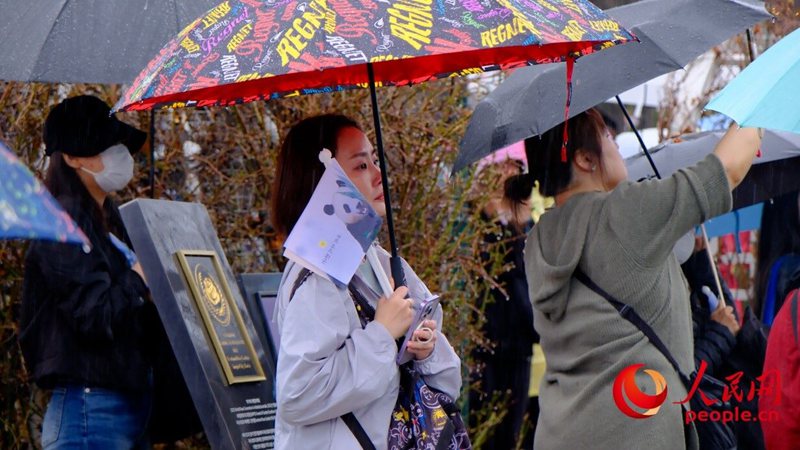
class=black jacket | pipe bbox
[18,194,157,393]
[690,293,737,375]
[477,215,538,360]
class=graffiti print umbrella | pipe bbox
[0,140,89,247]
[113,0,634,283]
[113,0,633,111]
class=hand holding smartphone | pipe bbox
[396,295,440,365]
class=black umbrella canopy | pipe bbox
[626,129,800,210]
[0,0,219,84]
[454,0,771,172]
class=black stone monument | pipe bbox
[120,199,277,450]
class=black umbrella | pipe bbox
[626,129,800,210]
[0,0,219,198]
[0,0,218,84]
[454,0,770,172]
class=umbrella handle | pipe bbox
[390,256,407,291]
[700,223,726,308]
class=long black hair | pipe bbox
[44,152,119,236]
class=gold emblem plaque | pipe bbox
[175,250,266,385]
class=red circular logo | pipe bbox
[613,364,668,419]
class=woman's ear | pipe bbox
[573,149,596,173]
[61,154,81,169]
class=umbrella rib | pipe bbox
[748,66,799,127]
[635,26,687,71]
[171,0,181,36]
[30,0,71,81]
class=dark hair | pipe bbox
[505,108,607,205]
[754,190,800,316]
[599,111,621,136]
[44,152,113,234]
[502,161,532,225]
[271,114,362,238]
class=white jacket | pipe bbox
[274,246,462,449]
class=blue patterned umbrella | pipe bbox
[0,141,89,246]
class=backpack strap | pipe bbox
[574,268,692,387]
[289,268,312,301]
[348,274,378,325]
[341,412,377,450]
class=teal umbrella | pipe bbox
[706,27,800,134]
[0,140,89,247]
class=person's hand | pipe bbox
[374,286,413,339]
[406,319,437,361]
[131,262,147,285]
[711,304,740,336]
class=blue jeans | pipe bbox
[42,385,151,450]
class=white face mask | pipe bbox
[81,144,134,193]
[673,230,696,265]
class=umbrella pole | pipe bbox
[745,29,757,62]
[700,223,726,307]
[366,62,406,288]
[615,95,660,179]
[149,109,156,199]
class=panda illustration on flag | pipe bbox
[323,177,382,253]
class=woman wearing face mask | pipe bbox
[271,114,462,449]
[504,109,761,449]
[18,95,156,449]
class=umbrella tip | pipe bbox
[319,148,333,165]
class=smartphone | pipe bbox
[396,295,441,365]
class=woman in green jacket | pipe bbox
[504,108,760,449]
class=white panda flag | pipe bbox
[283,149,383,286]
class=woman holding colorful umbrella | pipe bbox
[271,114,463,449]
[18,95,159,449]
[503,108,761,449]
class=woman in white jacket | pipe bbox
[270,114,462,449]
